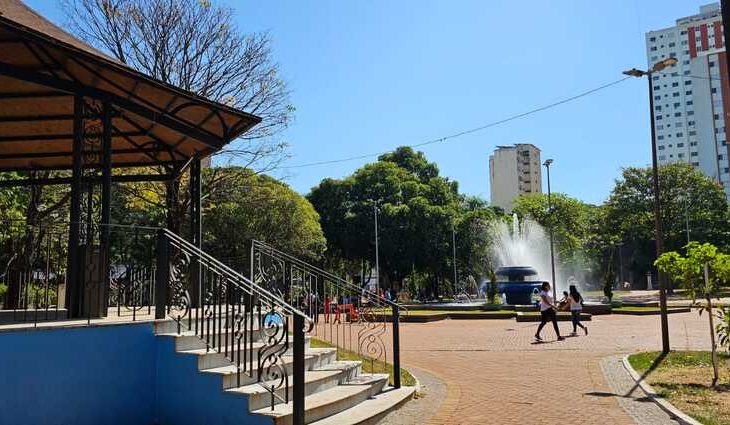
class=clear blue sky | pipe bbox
[29,0,709,205]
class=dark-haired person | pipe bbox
[534,282,564,342]
[568,285,588,336]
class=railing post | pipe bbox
[155,230,169,319]
[391,304,401,389]
[293,314,306,425]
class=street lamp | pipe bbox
[543,158,557,302]
[373,200,380,292]
[452,222,458,296]
[623,56,677,354]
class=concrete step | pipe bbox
[175,337,311,370]
[159,327,311,352]
[309,386,416,425]
[227,364,358,411]
[201,348,338,389]
[251,374,389,425]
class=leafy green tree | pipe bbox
[204,167,326,265]
[605,163,730,286]
[512,192,593,273]
[656,242,730,386]
[308,147,492,296]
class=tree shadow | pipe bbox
[624,352,668,398]
[584,391,653,402]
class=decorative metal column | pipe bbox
[99,101,112,318]
[65,95,84,318]
[189,156,202,307]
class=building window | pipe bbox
[689,131,697,136]
[686,90,692,95]
[686,101,693,106]
[675,112,682,117]
[690,141,698,146]
[710,61,716,67]
[688,110,695,115]
[676,132,684,137]
[678,153,685,158]
[658,136,665,141]
[654,85,661,90]
[672,82,679,87]
[712,87,718,93]
[653,75,660,81]
[674,102,681,107]
[685,80,692,85]
[655,105,662,111]
[673,92,680,97]
[691,152,699,157]
[659,155,667,160]
[715,114,721,120]
[654,95,661,100]
[656,116,663,120]
[669,42,676,47]
[677,143,684,147]
[688,120,695,126]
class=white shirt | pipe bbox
[539,290,552,311]
[569,295,582,311]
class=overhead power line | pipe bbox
[281,76,632,169]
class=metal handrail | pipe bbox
[250,239,403,389]
[165,230,313,326]
[251,240,402,310]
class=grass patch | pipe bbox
[613,306,662,312]
[310,338,417,387]
[628,351,730,425]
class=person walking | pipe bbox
[535,282,564,342]
[568,285,588,336]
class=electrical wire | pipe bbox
[281,76,632,169]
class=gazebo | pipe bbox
[0,0,260,318]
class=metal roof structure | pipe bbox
[0,0,261,172]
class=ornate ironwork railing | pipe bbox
[250,240,403,389]
[0,221,68,326]
[155,230,312,419]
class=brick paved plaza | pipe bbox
[394,312,710,425]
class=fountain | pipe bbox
[489,214,553,305]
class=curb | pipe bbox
[621,355,702,425]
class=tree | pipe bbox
[656,242,730,386]
[602,163,730,288]
[308,147,495,297]
[204,167,326,265]
[512,192,594,275]
[62,0,296,231]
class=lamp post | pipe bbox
[373,200,380,292]
[543,158,557,302]
[623,57,678,354]
[452,222,458,296]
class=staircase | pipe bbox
[152,230,414,425]
[154,318,413,425]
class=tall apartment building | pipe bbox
[489,144,542,211]
[645,3,730,197]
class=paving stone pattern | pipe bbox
[600,355,681,425]
[381,312,709,425]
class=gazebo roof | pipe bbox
[0,0,261,171]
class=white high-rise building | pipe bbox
[645,3,730,197]
[489,143,542,211]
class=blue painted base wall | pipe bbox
[0,323,272,425]
[0,323,156,425]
